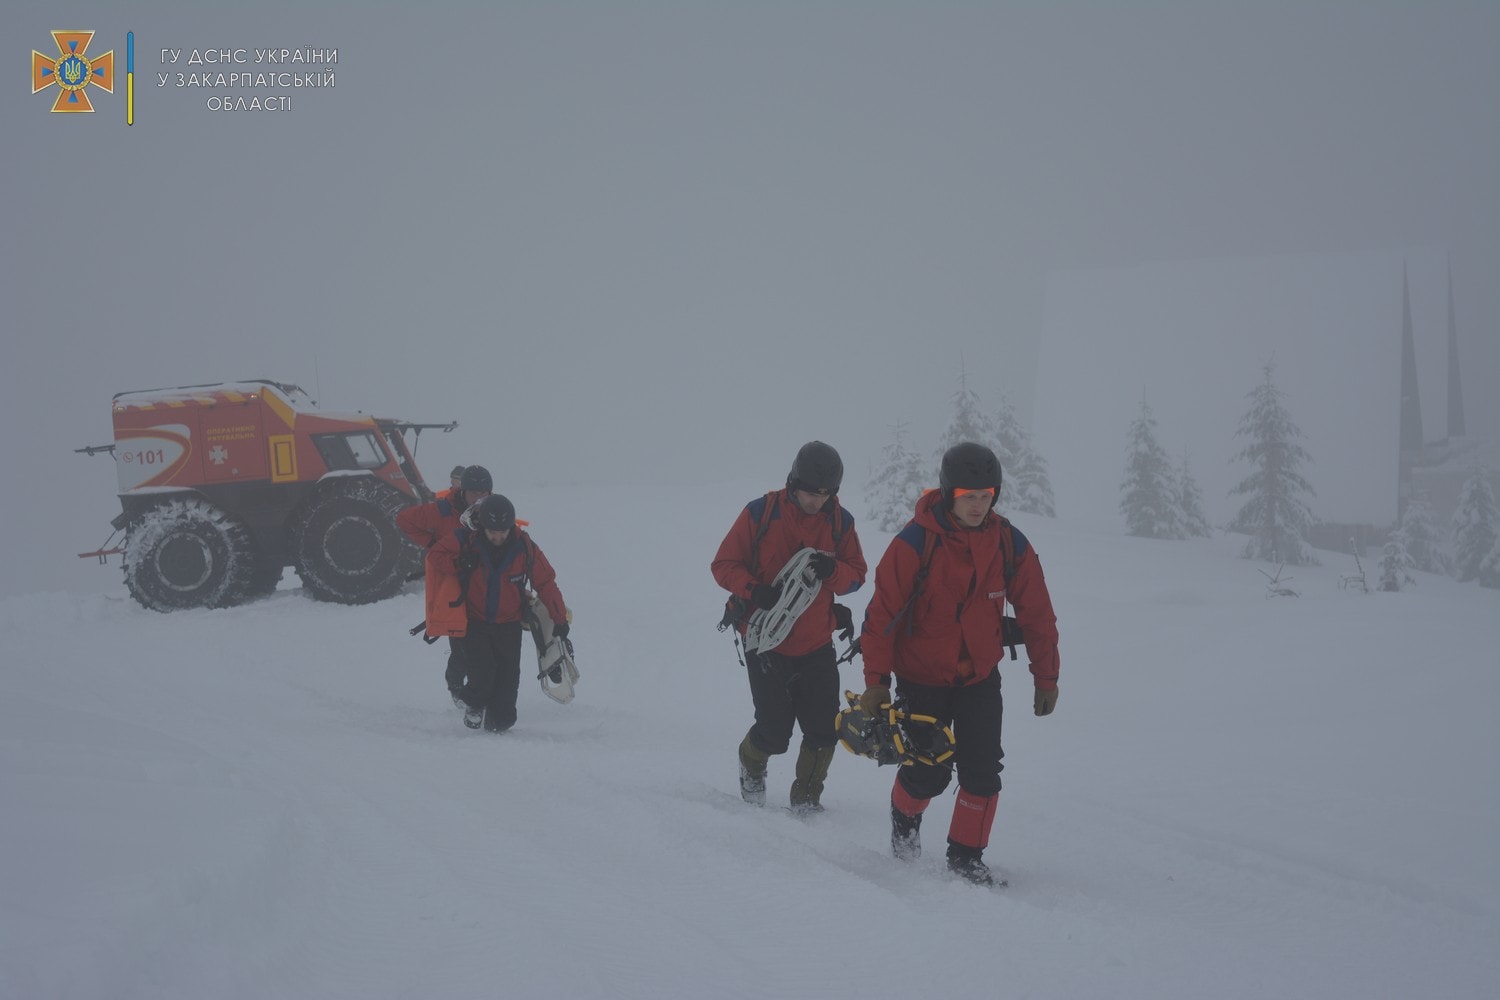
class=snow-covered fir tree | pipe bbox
[993,394,1055,517]
[1377,531,1417,592]
[1175,449,1213,538]
[1480,537,1500,590]
[1227,362,1318,565]
[1449,464,1499,583]
[1119,398,1184,539]
[936,371,1002,471]
[863,422,928,531]
[1395,491,1450,575]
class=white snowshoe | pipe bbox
[744,547,827,655]
[522,592,579,704]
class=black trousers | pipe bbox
[744,643,840,755]
[894,668,1005,801]
[444,637,466,693]
[456,620,523,732]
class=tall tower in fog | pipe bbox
[1446,260,1466,440]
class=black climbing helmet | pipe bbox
[787,441,843,495]
[939,442,1002,508]
[472,493,515,532]
[460,465,493,493]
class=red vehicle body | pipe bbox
[80,379,455,611]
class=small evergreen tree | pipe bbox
[1479,537,1500,590]
[864,422,928,532]
[993,394,1055,517]
[1119,398,1184,539]
[1377,530,1417,592]
[1175,449,1212,538]
[935,371,1002,468]
[1397,491,1451,575]
[1227,363,1318,565]
[1450,464,1499,582]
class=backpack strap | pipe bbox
[449,526,479,608]
[884,524,942,637]
[746,490,780,578]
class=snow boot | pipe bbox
[891,777,930,860]
[892,806,922,860]
[789,744,835,814]
[946,844,998,887]
[738,732,769,806]
[463,705,484,730]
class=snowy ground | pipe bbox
[3,480,1497,999]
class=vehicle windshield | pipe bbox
[313,431,391,472]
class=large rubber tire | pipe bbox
[122,498,256,612]
[291,478,419,605]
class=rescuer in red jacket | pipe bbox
[427,493,568,733]
[398,465,493,702]
[859,442,1060,886]
[712,441,867,813]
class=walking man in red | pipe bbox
[858,443,1060,885]
[713,442,867,813]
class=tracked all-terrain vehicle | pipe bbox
[77,380,456,612]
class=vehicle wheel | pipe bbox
[291,478,418,604]
[122,498,256,612]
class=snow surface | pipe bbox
[3,479,1497,1000]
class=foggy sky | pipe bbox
[4,1,1497,597]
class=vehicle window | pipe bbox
[313,432,388,471]
[344,432,388,469]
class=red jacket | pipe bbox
[711,489,867,657]
[424,525,567,639]
[396,489,465,549]
[861,490,1059,691]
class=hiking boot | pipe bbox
[892,806,922,861]
[450,689,466,710]
[463,706,484,730]
[738,733,769,806]
[946,844,998,887]
[789,745,835,814]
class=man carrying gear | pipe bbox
[858,442,1060,886]
[712,441,867,813]
[427,493,570,733]
[398,465,492,702]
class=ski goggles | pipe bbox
[951,487,995,500]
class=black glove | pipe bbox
[552,621,570,640]
[808,552,836,580]
[750,582,782,610]
[832,603,854,641]
[456,549,479,573]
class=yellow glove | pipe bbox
[858,684,891,716]
[1034,686,1059,717]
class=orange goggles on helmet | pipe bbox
[951,487,995,500]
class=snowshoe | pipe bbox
[834,691,956,767]
[521,593,579,704]
[743,547,827,654]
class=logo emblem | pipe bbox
[33,31,114,112]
